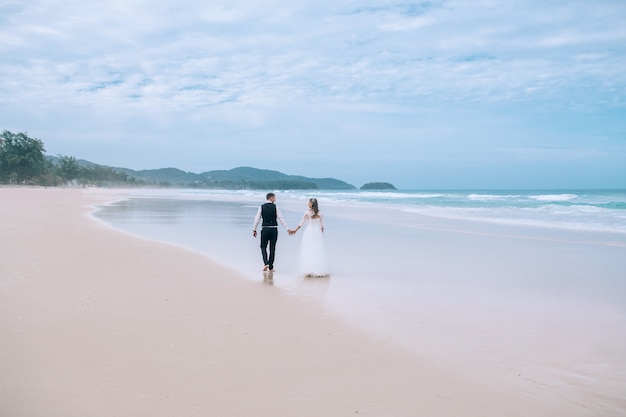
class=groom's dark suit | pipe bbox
[253,195,290,271]
[259,202,279,270]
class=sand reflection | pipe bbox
[297,275,331,303]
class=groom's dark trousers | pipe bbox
[260,227,278,270]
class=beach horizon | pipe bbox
[1,187,625,416]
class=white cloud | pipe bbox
[378,16,434,32]
[1,0,625,187]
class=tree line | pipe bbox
[0,130,140,186]
[0,130,318,189]
[1,130,350,189]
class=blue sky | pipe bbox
[1,0,625,189]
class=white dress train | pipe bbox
[297,210,330,277]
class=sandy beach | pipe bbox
[1,187,625,417]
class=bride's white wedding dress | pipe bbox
[297,210,330,277]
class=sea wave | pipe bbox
[529,194,578,202]
[351,191,444,200]
[400,204,626,235]
[598,202,626,210]
[468,193,519,201]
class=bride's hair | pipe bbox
[309,198,319,216]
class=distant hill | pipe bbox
[113,167,207,184]
[46,156,356,190]
[360,182,397,190]
[46,155,99,169]
[200,167,355,190]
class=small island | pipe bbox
[360,182,397,190]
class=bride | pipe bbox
[292,198,330,277]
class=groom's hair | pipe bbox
[266,192,275,200]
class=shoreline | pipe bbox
[1,187,625,416]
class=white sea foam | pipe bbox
[530,194,578,202]
[468,193,519,201]
[400,202,626,235]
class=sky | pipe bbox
[1,0,625,189]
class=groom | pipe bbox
[252,193,293,272]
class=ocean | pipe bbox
[92,188,626,364]
[93,188,626,231]
[92,188,626,253]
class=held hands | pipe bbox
[255,229,299,236]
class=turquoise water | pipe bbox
[111,188,626,225]
[287,189,626,234]
[102,188,626,233]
